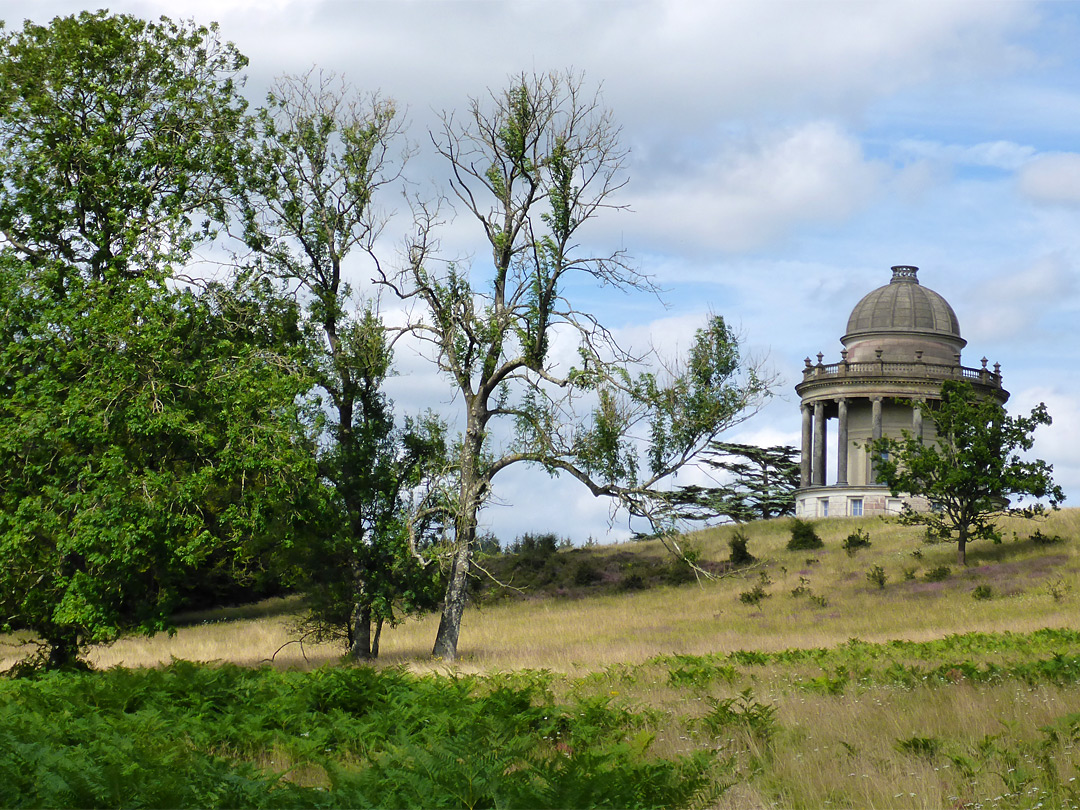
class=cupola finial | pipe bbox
[890,265,919,284]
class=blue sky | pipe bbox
[7,0,1080,543]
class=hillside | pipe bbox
[21,507,1074,675]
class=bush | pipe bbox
[739,572,772,606]
[924,565,951,582]
[866,565,887,589]
[787,519,823,551]
[972,584,993,601]
[573,560,603,587]
[739,584,769,606]
[512,533,560,569]
[842,528,871,555]
[729,530,756,565]
[1030,530,1065,546]
[664,560,696,586]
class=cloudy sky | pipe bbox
[7,0,1080,543]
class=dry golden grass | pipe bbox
[2,509,1078,676]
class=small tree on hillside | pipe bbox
[871,380,1064,566]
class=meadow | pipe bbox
[2,510,1080,808]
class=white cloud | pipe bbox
[964,253,1077,341]
[1017,153,1080,206]
[895,139,1037,171]
[629,122,887,254]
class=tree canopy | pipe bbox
[0,13,320,668]
[872,380,1064,566]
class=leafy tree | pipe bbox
[245,72,448,659]
[872,380,1064,565]
[0,12,320,668]
[663,442,799,523]
[389,71,772,660]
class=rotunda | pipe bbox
[794,265,1008,518]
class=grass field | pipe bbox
[3,510,1079,808]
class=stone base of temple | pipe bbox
[794,485,931,519]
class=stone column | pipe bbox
[870,397,883,483]
[800,403,812,487]
[836,398,849,486]
[912,399,923,441]
[813,401,827,487]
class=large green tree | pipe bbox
[390,72,772,661]
[872,380,1064,566]
[0,12,321,668]
[245,72,448,659]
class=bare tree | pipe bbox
[381,71,773,661]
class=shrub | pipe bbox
[739,572,772,606]
[512,532,560,569]
[728,530,756,565]
[1030,530,1065,546]
[842,528,871,555]
[573,561,603,587]
[664,560,696,586]
[903,566,918,581]
[787,519,823,551]
[924,565,951,582]
[739,584,769,606]
[972,584,993,601]
[790,577,811,597]
[866,565,887,589]
[809,594,829,608]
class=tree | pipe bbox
[662,442,799,524]
[387,71,772,661]
[245,72,447,659]
[0,13,321,668]
[872,380,1064,566]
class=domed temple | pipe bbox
[794,265,1008,518]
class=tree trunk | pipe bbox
[432,534,473,660]
[432,418,485,661]
[957,527,967,566]
[372,617,383,658]
[347,602,372,660]
[45,630,83,670]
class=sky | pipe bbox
[6,0,1080,544]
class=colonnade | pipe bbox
[799,396,923,488]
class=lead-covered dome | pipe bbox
[841,266,966,364]
[845,265,960,339]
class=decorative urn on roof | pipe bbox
[794,266,1007,518]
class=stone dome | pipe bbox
[841,265,966,364]
[845,265,961,339]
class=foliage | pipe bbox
[739,573,772,606]
[972,584,993,600]
[842,528,871,555]
[0,11,248,278]
[866,565,888,589]
[391,70,773,660]
[924,565,952,582]
[0,13,321,668]
[872,381,1064,565]
[664,442,799,524]
[786,519,823,551]
[0,662,715,809]
[1030,530,1065,546]
[728,530,756,565]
